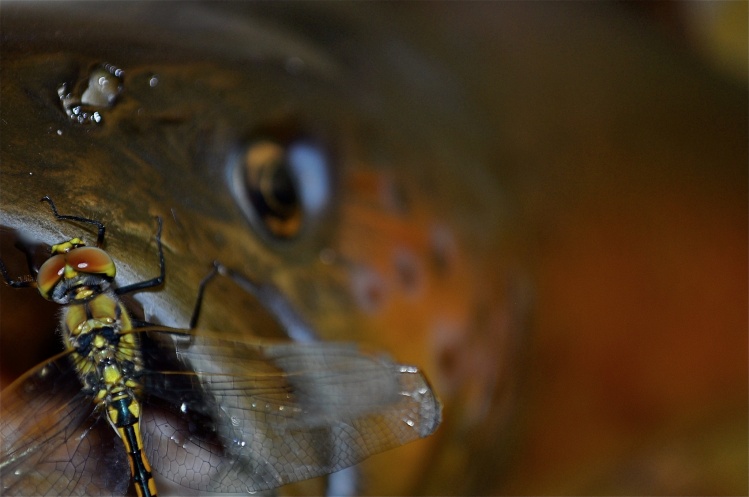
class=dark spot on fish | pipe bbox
[394,248,422,295]
[429,224,457,277]
[437,341,459,380]
[351,265,387,313]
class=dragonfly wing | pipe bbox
[140,334,441,493]
[0,353,130,496]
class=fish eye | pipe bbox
[66,247,116,278]
[230,129,334,247]
[36,254,66,300]
[242,139,303,239]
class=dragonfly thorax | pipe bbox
[61,292,145,400]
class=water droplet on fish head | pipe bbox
[58,63,123,125]
[81,66,121,106]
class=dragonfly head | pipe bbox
[37,239,116,304]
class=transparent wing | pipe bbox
[137,328,441,494]
[0,352,130,496]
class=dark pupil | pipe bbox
[252,158,299,221]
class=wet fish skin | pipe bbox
[0,3,513,496]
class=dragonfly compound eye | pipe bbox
[65,247,116,279]
[37,254,67,300]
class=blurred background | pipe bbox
[1,2,746,495]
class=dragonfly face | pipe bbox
[0,199,441,496]
[36,242,116,303]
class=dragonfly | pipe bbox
[0,197,441,496]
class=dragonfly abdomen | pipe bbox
[107,396,157,497]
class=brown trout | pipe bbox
[1,2,746,496]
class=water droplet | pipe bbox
[82,66,121,106]
[170,432,185,446]
[58,63,123,125]
[56,129,62,136]
[149,75,159,87]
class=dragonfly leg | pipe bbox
[0,257,36,288]
[188,261,221,329]
[116,217,165,296]
[41,196,107,247]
